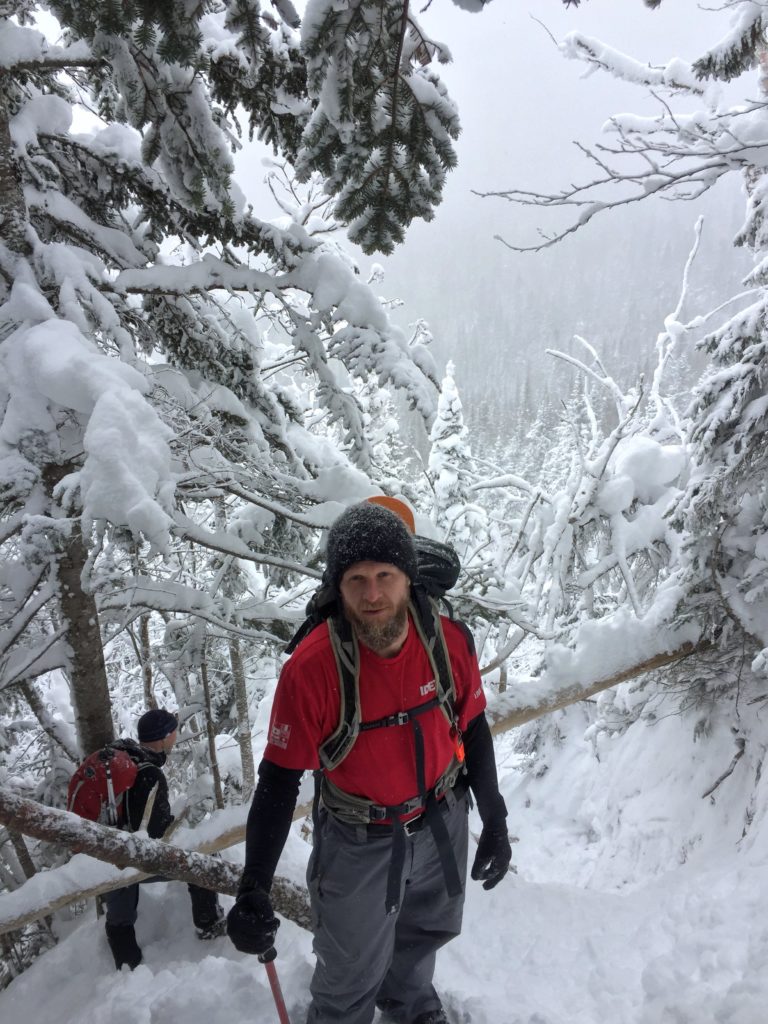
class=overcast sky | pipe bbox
[353,0,752,382]
[374,0,743,253]
[418,0,737,199]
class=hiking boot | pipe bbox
[189,883,225,938]
[195,907,227,940]
[411,1010,448,1024]
[377,998,405,1022]
[105,923,143,971]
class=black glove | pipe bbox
[471,825,512,890]
[226,885,280,955]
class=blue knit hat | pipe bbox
[137,708,178,743]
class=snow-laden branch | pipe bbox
[560,32,705,96]
[0,23,93,71]
[487,640,704,734]
[0,635,69,691]
[467,474,552,503]
[483,145,733,252]
[487,585,705,732]
[173,514,323,580]
[472,44,760,253]
[96,577,292,641]
[0,791,313,937]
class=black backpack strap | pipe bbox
[316,584,466,772]
[409,587,458,730]
[285,577,339,655]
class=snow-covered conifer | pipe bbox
[428,361,487,553]
[0,1,442,790]
[296,0,460,254]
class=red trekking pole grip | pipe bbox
[258,947,291,1024]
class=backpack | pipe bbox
[67,741,140,827]
[285,535,471,772]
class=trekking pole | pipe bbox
[259,947,291,1024]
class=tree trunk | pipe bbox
[229,635,256,800]
[200,655,225,810]
[42,463,114,754]
[0,76,32,260]
[0,789,239,893]
[8,830,36,881]
[139,613,156,709]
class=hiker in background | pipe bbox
[103,708,225,970]
[227,500,512,1024]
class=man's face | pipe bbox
[339,561,410,655]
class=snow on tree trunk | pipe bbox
[0,788,237,895]
[43,464,113,754]
[229,635,256,800]
[487,641,704,734]
[0,80,31,259]
[0,790,311,936]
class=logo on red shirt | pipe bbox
[269,722,292,750]
[420,679,437,697]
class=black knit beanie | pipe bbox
[326,502,418,590]
[137,708,178,743]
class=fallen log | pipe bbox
[0,639,707,936]
[0,790,311,936]
[487,641,704,735]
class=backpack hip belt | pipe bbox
[319,753,465,828]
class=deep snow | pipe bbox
[4,689,768,1024]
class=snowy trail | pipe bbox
[4,841,768,1024]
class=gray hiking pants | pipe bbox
[306,790,469,1024]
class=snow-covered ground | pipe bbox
[4,688,768,1024]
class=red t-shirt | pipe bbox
[264,615,486,808]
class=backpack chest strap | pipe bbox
[358,695,441,733]
[319,594,459,772]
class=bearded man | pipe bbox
[226,500,511,1024]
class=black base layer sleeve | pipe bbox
[462,712,507,829]
[240,758,303,895]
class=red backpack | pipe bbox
[67,743,139,827]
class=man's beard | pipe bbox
[344,597,409,654]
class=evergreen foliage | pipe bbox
[296,0,460,254]
[0,0,445,826]
[693,8,768,82]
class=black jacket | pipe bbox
[114,739,174,839]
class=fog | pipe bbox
[233,1,754,447]
[369,3,750,438]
